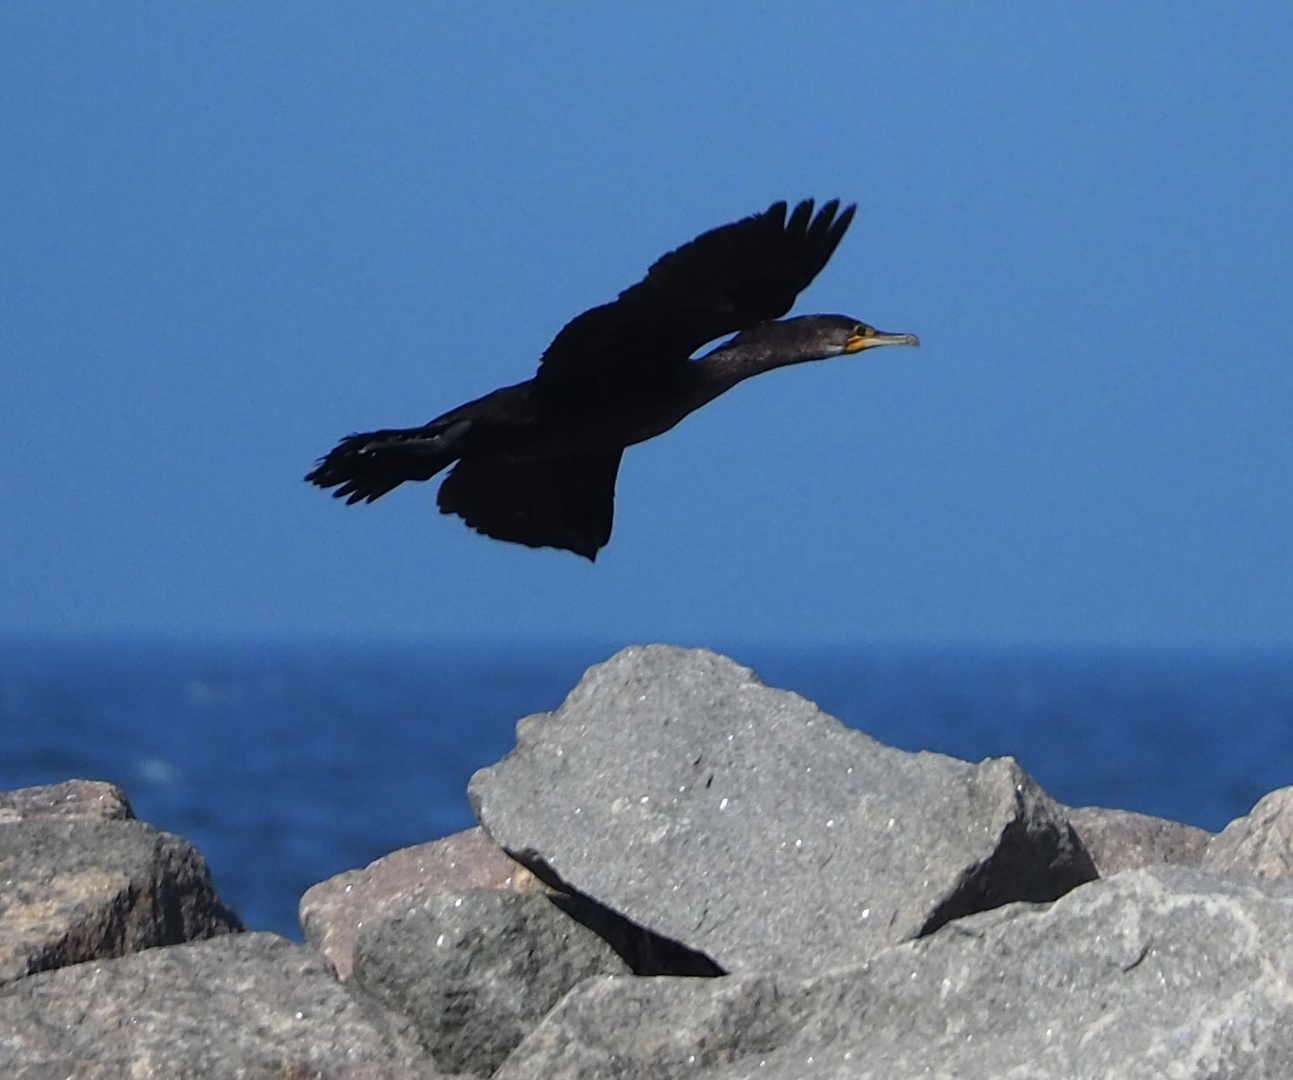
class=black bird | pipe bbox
[307,199,919,559]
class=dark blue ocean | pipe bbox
[3,639,1292,939]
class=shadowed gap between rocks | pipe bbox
[508,847,726,977]
[918,811,1097,938]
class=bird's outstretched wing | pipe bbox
[436,450,624,560]
[535,199,855,386]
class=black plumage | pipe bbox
[307,199,918,559]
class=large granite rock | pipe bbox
[0,780,135,823]
[470,645,1096,975]
[499,866,1293,1080]
[1064,803,1212,876]
[352,888,630,1076]
[1205,785,1293,879]
[301,826,546,979]
[0,813,242,987]
[493,971,795,1080]
[0,931,443,1079]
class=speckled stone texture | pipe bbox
[0,814,242,986]
[1064,803,1212,876]
[352,888,630,1076]
[470,645,1096,975]
[499,867,1293,1080]
[0,780,135,823]
[300,826,546,979]
[1204,785,1293,879]
[0,932,444,1079]
[493,971,796,1080]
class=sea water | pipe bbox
[3,638,1291,938]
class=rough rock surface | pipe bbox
[470,645,1096,975]
[500,866,1293,1080]
[353,888,630,1076]
[493,971,794,1080]
[0,780,135,823]
[0,931,443,1079]
[10,649,1293,1079]
[0,815,242,987]
[1064,803,1212,876]
[301,826,545,979]
[1204,785,1293,879]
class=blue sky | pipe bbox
[3,4,1291,647]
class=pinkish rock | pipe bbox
[300,826,544,979]
[1063,804,1211,876]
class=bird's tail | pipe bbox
[306,419,471,504]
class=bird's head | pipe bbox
[724,315,919,365]
[723,315,920,364]
[701,313,920,389]
[818,314,921,357]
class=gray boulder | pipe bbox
[0,814,241,986]
[1064,803,1211,876]
[1205,785,1293,879]
[0,931,443,1079]
[470,645,1095,976]
[352,888,630,1076]
[499,866,1293,1080]
[0,780,135,823]
[301,826,547,979]
[493,971,795,1080]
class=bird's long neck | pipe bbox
[692,325,831,399]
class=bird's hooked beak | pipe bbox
[844,327,921,353]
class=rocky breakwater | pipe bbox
[6,645,1293,1078]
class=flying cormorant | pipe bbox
[306,199,919,559]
